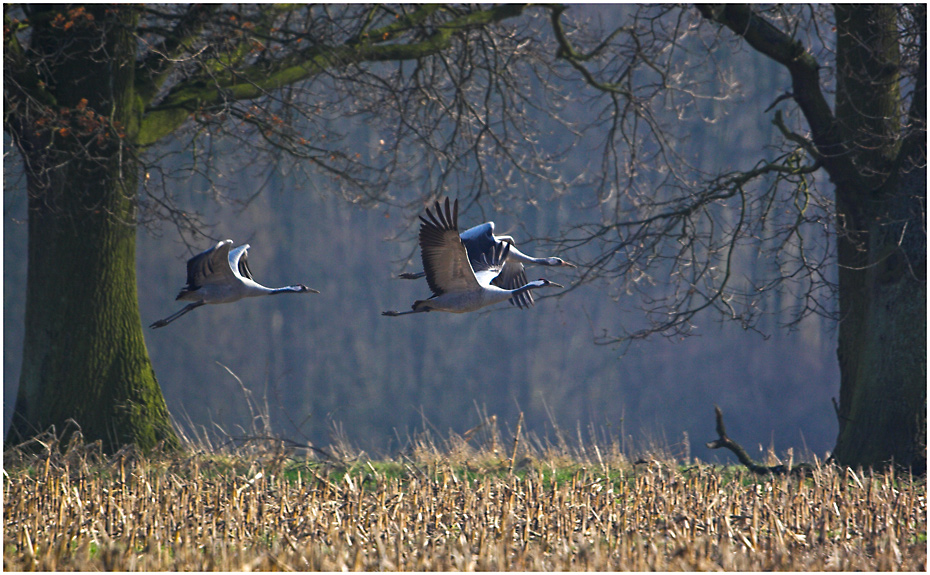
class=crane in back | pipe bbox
[150,239,319,328]
[382,198,563,316]
[398,212,574,309]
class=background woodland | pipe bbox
[4,32,838,459]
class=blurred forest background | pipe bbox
[4,7,839,462]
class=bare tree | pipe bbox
[545,4,925,471]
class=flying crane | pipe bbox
[150,239,319,328]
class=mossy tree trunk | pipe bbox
[830,5,926,471]
[831,166,926,471]
[5,6,179,451]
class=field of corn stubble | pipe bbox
[3,435,927,571]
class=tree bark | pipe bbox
[830,5,926,473]
[9,157,179,452]
[6,6,179,452]
[832,163,926,473]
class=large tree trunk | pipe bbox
[831,5,926,472]
[6,6,178,452]
[832,169,927,472]
[8,159,179,453]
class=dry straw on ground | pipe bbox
[3,430,927,571]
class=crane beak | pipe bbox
[549,281,564,289]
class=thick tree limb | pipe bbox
[138,4,527,146]
[135,5,222,104]
[706,406,812,475]
[695,5,859,188]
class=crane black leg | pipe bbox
[149,301,205,329]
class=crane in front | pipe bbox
[398,213,573,309]
[382,198,563,316]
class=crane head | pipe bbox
[545,257,576,268]
[534,279,563,289]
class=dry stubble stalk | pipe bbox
[2,448,926,570]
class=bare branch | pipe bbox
[139,5,528,146]
[695,4,858,185]
[706,406,813,476]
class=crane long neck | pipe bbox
[268,285,304,295]
[240,279,296,296]
[505,245,548,266]
[510,280,546,295]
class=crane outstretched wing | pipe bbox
[459,221,498,259]
[419,198,479,296]
[460,221,533,308]
[181,239,235,295]
[473,241,511,289]
[492,260,535,309]
[228,244,254,281]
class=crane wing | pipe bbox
[460,220,532,308]
[238,255,254,280]
[419,198,479,296]
[492,260,535,309]
[184,239,235,290]
[473,241,511,289]
[228,244,254,281]
[459,221,499,259]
